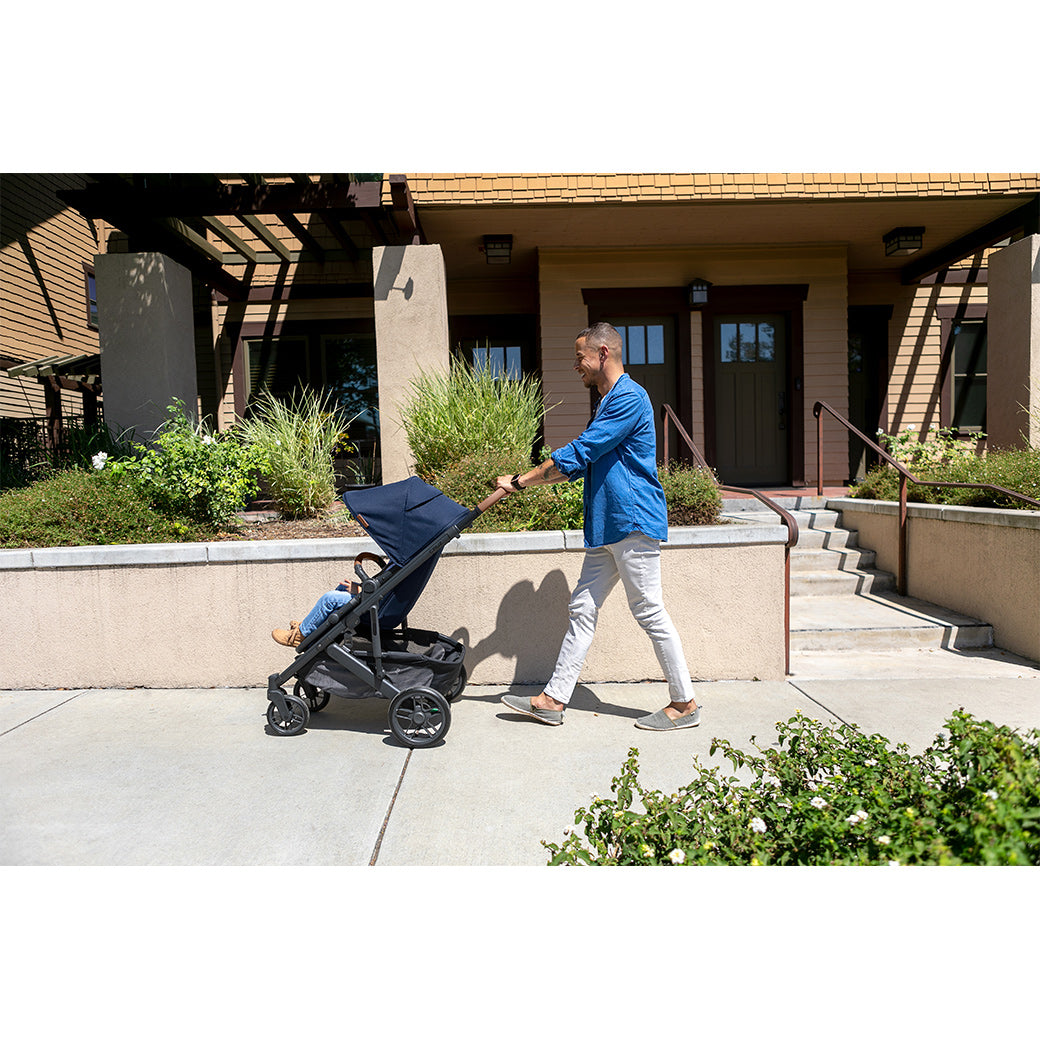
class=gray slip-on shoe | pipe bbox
[501,693,565,726]
[634,706,701,731]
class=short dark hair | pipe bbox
[578,322,623,358]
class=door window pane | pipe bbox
[471,343,524,381]
[720,323,739,363]
[647,324,665,365]
[757,321,775,362]
[739,323,757,362]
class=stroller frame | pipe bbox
[265,481,505,747]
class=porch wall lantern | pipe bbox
[687,278,712,306]
[883,226,925,257]
[483,235,513,264]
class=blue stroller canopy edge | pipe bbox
[342,476,472,566]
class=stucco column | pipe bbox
[94,252,198,442]
[372,244,451,483]
[987,234,1040,449]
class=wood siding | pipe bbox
[1,174,99,419]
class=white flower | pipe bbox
[877,835,891,845]
[91,452,108,470]
[810,796,828,810]
[865,759,877,767]
[985,790,998,801]
[887,859,901,867]
[846,813,862,826]
[856,809,869,821]
[201,434,214,445]
[639,843,654,858]
[563,826,572,837]
[668,849,686,865]
[907,424,915,431]
[750,817,767,834]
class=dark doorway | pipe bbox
[847,305,890,481]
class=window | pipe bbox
[471,343,523,380]
[951,319,987,432]
[84,265,98,329]
[616,324,665,365]
[718,319,776,363]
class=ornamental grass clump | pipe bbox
[544,710,1040,866]
[401,364,546,482]
[236,386,354,519]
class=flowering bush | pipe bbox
[543,710,1040,865]
[102,400,267,527]
[876,425,982,469]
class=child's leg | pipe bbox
[299,590,356,636]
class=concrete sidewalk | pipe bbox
[3,646,1040,866]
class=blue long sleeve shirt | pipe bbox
[550,374,668,547]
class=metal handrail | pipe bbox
[661,403,799,674]
[813,400,1040,595]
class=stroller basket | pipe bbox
[301,628,465,701]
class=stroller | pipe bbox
[264,476,505,748]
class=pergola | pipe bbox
[57,173,425,302]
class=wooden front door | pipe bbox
[608,316,680,462]
[713,313,789,485]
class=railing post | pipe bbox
[816,407,823,496]
[898,473,908,596]
[784,546,791,675]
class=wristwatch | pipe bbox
[510,473,524,491]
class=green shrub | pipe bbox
[235,387,352,519]
[0,468,204,548]
[104,400,266,527]
[659,464,722,526]
[544,710,1040,865]
[401,364,546,482]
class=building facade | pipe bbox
[4,173,1039,489]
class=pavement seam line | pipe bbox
[785,680,851,727]
[369,748,412,866]
[0,692,85,738]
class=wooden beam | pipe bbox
[316,212,360,261]
[901,197,1040,284]
[201,215,258,262]
[238,214,292,262]
[277,211,325,262]
[157,217,225,264]
[389,174,422,244]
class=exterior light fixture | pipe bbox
[883,226,925,257]
[483,235,513,264]
[687,278,712,306]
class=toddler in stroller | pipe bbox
[264,476,505,747]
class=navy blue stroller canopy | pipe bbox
[342,477,472,629]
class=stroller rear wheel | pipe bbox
[388,687,451,748]
[446,665,467,703]
[267,693,310,736]
[294,679,330,713]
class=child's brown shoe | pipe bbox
[272,621,303,647]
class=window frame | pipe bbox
[938,304,988,436]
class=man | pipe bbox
[496,322,700,731]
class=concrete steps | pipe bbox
[720,496,995,658]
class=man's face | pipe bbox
[574,337,603,387]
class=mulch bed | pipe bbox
[214,502,367,541]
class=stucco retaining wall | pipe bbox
[0,525,787,690]
[833,498,1040,662]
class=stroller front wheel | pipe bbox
[267,693,310,736]
[388,688,451,748]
